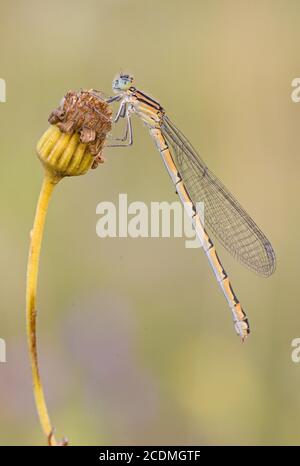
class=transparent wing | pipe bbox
[161,115,276,277]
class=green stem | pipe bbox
[26,171,61,446]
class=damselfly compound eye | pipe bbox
[112,73,134,92]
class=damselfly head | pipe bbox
[112,73,134,93]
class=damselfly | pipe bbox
[104,73,276,341]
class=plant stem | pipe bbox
[26,171,61,446]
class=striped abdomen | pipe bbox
[149,127,250,341]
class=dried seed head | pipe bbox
[37,89,112,179]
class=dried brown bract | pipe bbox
[48,89,112,162]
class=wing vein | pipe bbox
[161,115,276,277]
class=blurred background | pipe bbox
[0,0,299,445]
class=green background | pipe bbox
[0,0,299,445]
